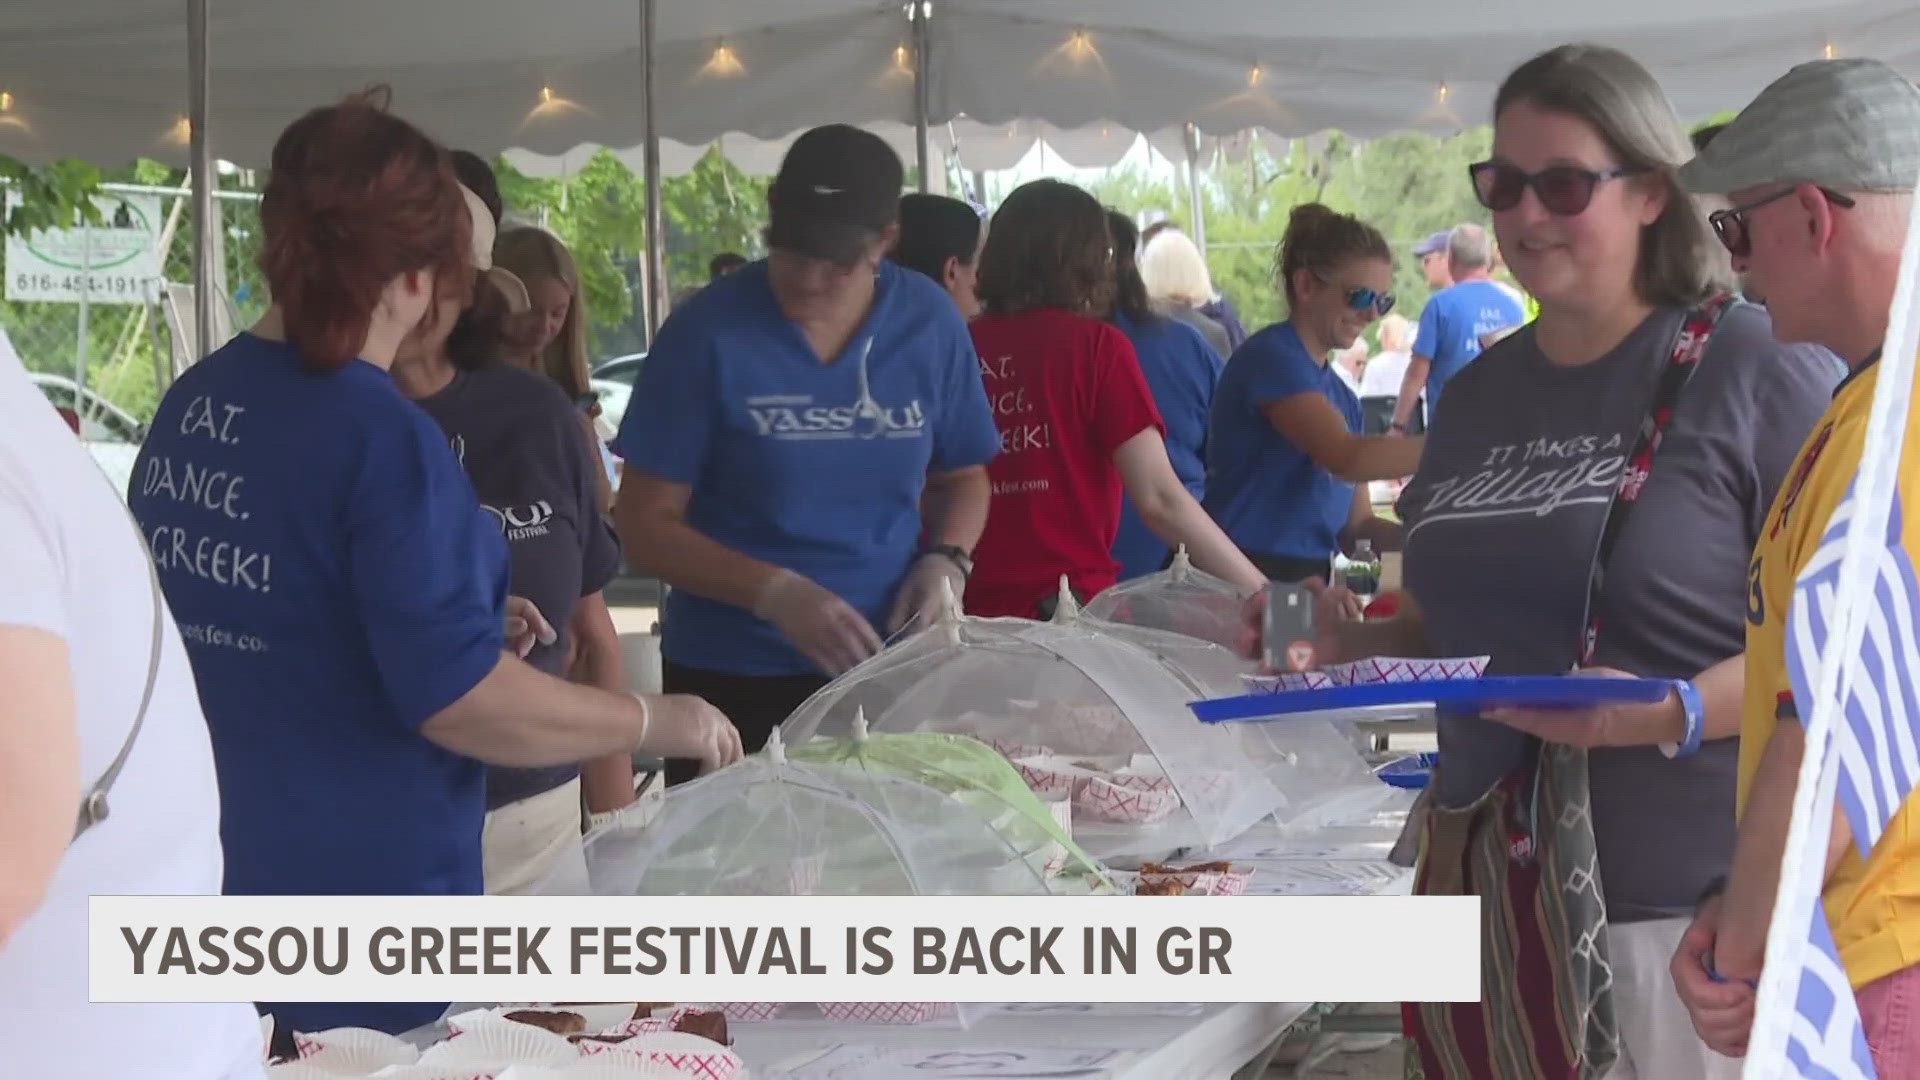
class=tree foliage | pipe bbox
[0,156,105,238]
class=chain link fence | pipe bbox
[1,184,266,427]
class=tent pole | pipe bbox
[1184,122,1207,258]
[912,1,932,193]
[188,0,214,360]
[640,0,666,337]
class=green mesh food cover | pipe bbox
[787,724,1109,887]
[584,731,1107,896]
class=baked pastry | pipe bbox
[671,1008,730,1045]
[1140,860,1233,875]
[1134,877,1187,896]
[503,1009,587,1035]
[569,1033,634,1046]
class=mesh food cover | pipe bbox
[780,585,1287,854]
[1082,547,1248,652]
[584,729,1098,896]
[1046,579,1382,833]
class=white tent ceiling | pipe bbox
[0,1,1915,170]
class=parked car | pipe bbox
[590,353,644,440]
[31,372,144,497]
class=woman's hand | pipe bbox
[504,596,557,658]
[1482,666,1685,748]
[1237,578,1364,669]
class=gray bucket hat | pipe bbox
[1678,58,1920,196]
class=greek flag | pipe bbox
[1746,193,1920,1078]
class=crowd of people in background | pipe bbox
[5,31,1920,1080]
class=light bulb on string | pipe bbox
[702,41,746,78]
[1248,64,1264,88]
[1824,42,1838,60]
[0,92,13,113]
[894,44,913,75]
[1437,82,1450,105]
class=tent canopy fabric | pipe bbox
[0,0,1915,168]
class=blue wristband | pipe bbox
[1662,679,1705,759]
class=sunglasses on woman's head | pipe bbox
[1708,185,1856,259]
[1314,272,1394,317]
[1468,160,1647,216]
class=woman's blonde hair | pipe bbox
[1139,229,1215,309]
[1494,45,1732,307]
[1377,312,1413,353]
[493,226,591,399]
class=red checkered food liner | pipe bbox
[1075,773,1181,823]
[819,1001,959,1025]
[575,1033,743,1080]
[1243,655,1490,694]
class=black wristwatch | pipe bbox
[924,544,974,579]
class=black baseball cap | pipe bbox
[767,124,903,266]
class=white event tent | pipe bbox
[1,0,1915,340]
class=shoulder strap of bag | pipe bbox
[71,494,165,843]
[1577,295,1734,667]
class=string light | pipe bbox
[1437,82,1451,104]
[702,41,745,78]
[1248,64,1264,88]
[1824,42,1838,60]
[894,44,913,74]
[0,92,12,113]
[1067,29,1095,61]
[539,86,555,106]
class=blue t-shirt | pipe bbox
[1203,322,1363,563]
[1413,278,1527,410]
[616,260,1000,676]
[1110,310,1224,580]
[129,334,507,1033]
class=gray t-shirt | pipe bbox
[1398,303,1842,921]
[415,363,623,810]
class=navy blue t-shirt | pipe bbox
[130,334,507,1033]
[1204,322,1363,563]
[1414,278,1527,410]
[616,260,999,676]
[414,364,622,810]
[1110,310,1224,580]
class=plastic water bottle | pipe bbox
[1342,539,1381,603]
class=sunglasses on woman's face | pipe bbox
[1708,185,1857,259]
[1314,273,1394,317]
[1468,160,1647,216]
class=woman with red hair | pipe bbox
[129,94,737,1038]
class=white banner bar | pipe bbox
[91,895,1477,1004]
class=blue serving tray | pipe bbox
[1378,752,1439,789]
[1191,675,1678,724]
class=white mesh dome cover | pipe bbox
[780,588,1287,853]
[1048,578,1383,833]
[584,731,1083,896]
[1082,548,1251,652]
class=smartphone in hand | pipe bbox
[1262,583,1317,674]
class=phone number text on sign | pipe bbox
[10,271,156,304]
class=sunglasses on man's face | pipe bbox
[1315,273,1394,317]
[1707,185,1857,259]
[1469,160,1647,216]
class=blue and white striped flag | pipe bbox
[1746,191,1920,1078]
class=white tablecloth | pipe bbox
[738,814,1416,1079]
[738,1001,1315,1079]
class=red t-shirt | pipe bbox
[966,308,1164,617]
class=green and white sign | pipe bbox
[5,191,164,304]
